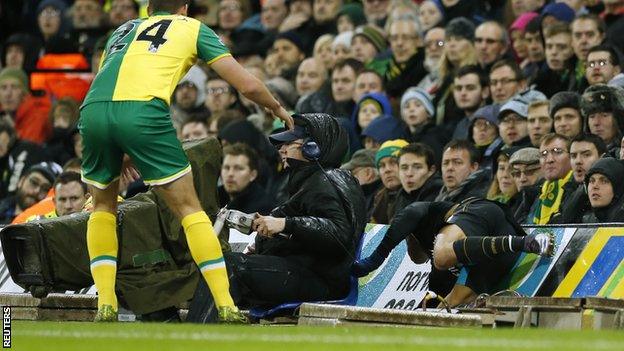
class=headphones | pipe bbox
[301,138,321,161]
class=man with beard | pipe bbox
[451,65,490,140]
[417,27,445,92]
[188,113,366,323]
[0,162,61,224]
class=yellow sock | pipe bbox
[182,211,234,307]
[87,211,118,311]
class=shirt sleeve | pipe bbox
[196,23,231,64]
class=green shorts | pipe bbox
[79,99,191,189]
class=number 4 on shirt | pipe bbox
[137,19,172,53]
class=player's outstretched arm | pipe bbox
[210,56,294,130]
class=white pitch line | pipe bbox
[14,329,623,350]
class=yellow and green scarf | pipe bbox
[531,171,573,224]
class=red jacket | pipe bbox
[14,93,52,145]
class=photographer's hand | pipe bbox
[253,215,286,238]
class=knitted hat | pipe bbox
[37,0,67,15]
[332,31,354,50]
[353,25,387,52]
[375,139,408,168]
[470,104,500,126]
[509,147,540,166]
[0,68,29,93]
[581,84,624,117]
[23,162,63,184]
[341,149,376,170]
[541,2,575,24]
[549,91,581,118]
[400,88,435,118]
[510,12,539,32]
[275,31,305,53]
[337,3,367,28]
[445,17,475,42]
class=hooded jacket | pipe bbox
[361,114,408,145]
[255,113,367,297]
[583,157,624,223]
[350,92,393,135]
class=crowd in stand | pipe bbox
[2,0,624,228]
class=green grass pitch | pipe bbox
[10,321,624,351]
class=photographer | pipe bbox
[188,113,366,323]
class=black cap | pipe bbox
[269,124,308,145]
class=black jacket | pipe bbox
[434,168,491,203]
[385,50,427,100]
[219,180,276,215]
[0,139,47,198]
[255,113,366,297]
[395,174,444,212]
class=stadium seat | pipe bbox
[248,234,364,320]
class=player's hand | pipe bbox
[265,106,294,130]
[252,214,286,238]
[121,154,141,181]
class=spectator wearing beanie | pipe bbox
[351,92,392,137]
[271,31,307,84]
[468,104,503,170]
[550,91,583,140]
[0,68,52,145]
[351,25,388,70]
[336,3,367,33]
[581,84,624,153]
[400,88,448,167]
[541,2,576,27]
[509,147,543,223]
[331,31,354,64]
[510,12,540,71]
[583,157,624,223]
[370,139,408,224]
[361,115,409,152]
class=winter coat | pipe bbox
[255,113,367,297]
[394,174,444,212]
[434,168,491,202]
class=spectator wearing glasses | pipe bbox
[489,59,526,105]
[383,18,427,100]
[0,162,61,224]
[581,84,624,154]
[474,21,509,75]
[559,133,607,223]
[468,104,503,170]
[585,44,624,87]
[550,91,584,140]
[204,77,237,119]
[417,27,445,92]
[528,133,575,224]
[498,96,532,149]
[508,147,543,223]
